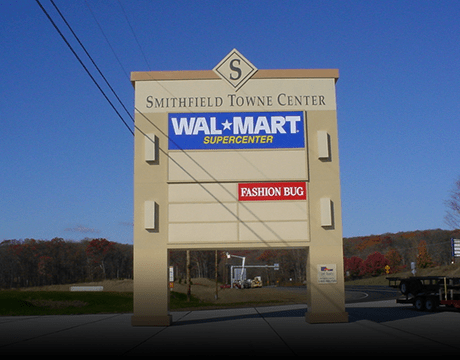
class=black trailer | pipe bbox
[387,276,460,311]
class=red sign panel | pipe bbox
[238,182,307,201]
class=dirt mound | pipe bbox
[173,278,306,304]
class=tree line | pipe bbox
[343,229,460,279]
[0,238,132,289]
[1,228,459,289]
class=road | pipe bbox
[274,285,401,303]
[345,285,400,303]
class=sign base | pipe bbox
[131,315,172,327]
[305,311,348,324]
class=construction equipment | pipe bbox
[251,276,263,288]
[232,276,263,289]
[387,276,460,311]
[226,252,277,289]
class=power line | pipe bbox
[37,1,294,248]
[88,13,293,246]
[85,0,130,80]
[50,0,134,125]
[117,0,151,70]
[36,0,134,135]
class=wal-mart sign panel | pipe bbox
[168,111,305,150]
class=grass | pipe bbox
[0,291,133,316]
[170,291,209,309]
[0,290,290,316]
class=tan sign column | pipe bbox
[131,50,348,326]
[305,109,348,323]
[132,112,171,326]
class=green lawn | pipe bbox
[0,290,287,316]
[0,291,134,316]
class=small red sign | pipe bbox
[238,182,307,201]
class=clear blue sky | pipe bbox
[1,0,459,244]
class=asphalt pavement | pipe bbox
[345,285,401,302]
[1,298,459,356]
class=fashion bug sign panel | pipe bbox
[239,182,307,201]
[168,111,305,150]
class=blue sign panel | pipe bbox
[168,111,305,150]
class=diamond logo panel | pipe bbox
[213,49,257,91]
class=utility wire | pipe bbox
[50,0,134,125]
[38,1,294,247]
[36,0,134,135]
[117,0,151,70]
[94,4,297,246]
[85,0,130,80]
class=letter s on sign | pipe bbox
[146,96,153,108]
[229,59,242,80]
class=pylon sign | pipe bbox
[131,49,348,326]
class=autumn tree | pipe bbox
[37,255,53,283]
[385,248,405,273]
[85,238,116,280]
[344,256,363,279]
[362,252,389,276]
[112,243,133,279]
[9,239,40,287]
[417,240,434,268]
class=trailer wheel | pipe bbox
[424,297,438,312]
[399,281,409,295]
[414,296,425,311]
[400,279,422,296]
